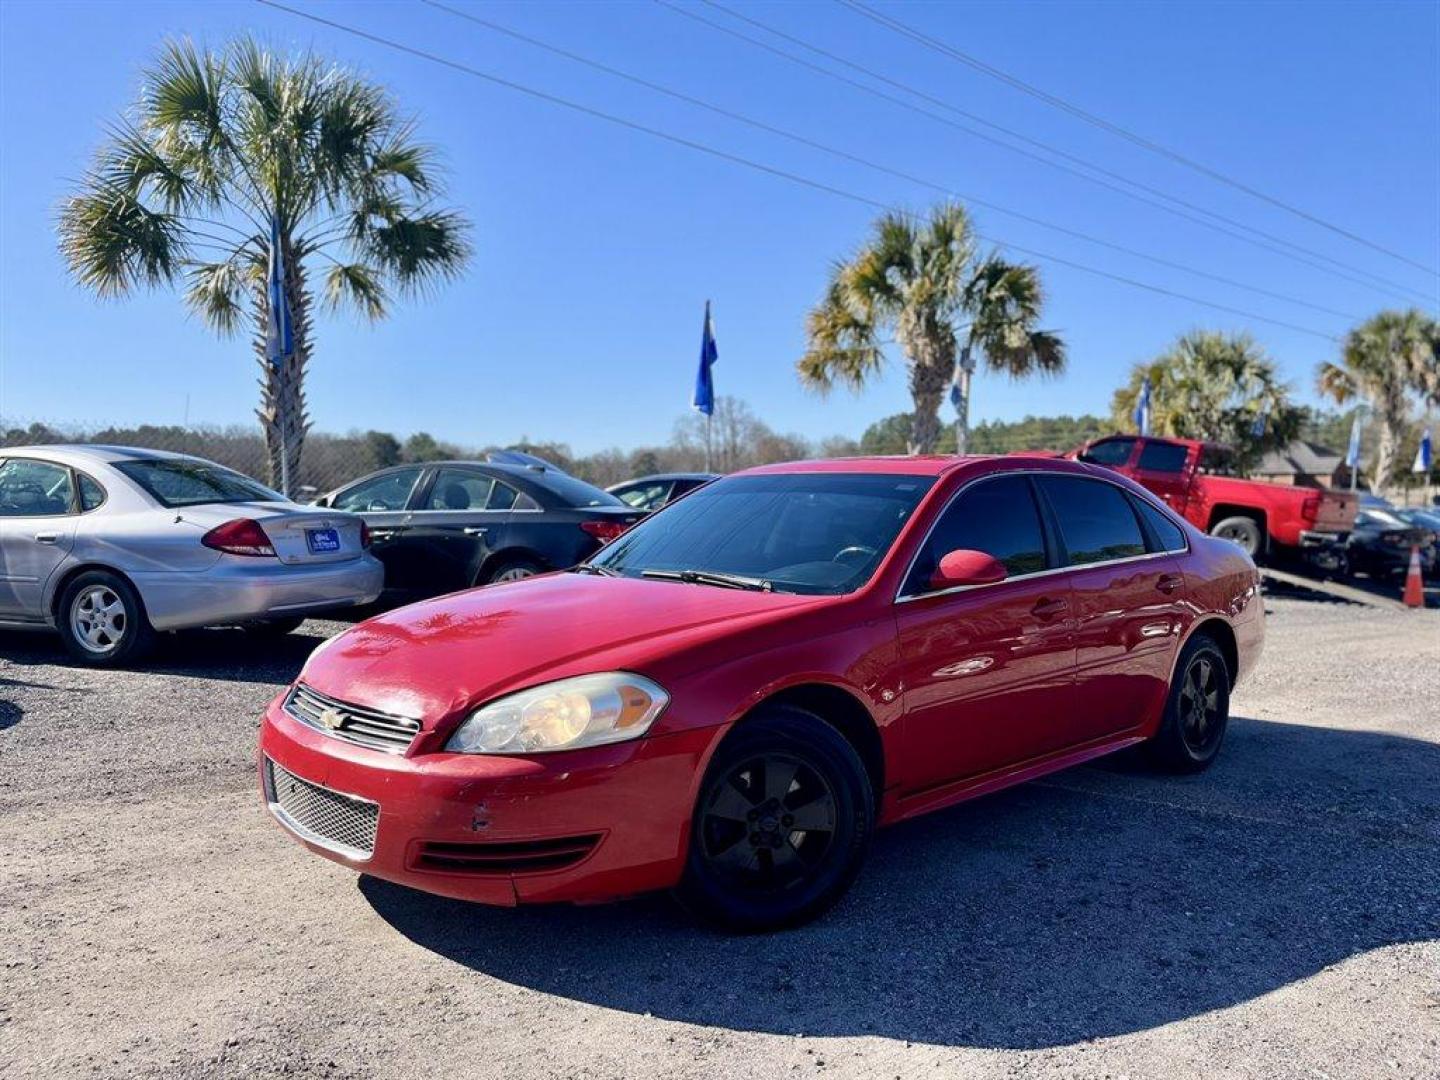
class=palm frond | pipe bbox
[798,277,883,392]
[58,181,187,297]
[363,209,471,291]
[322,261,388,320]
[183,258,253,334]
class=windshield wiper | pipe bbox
[641,568,773,592]
[571,563,620,577]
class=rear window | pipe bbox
[530,471,625,508]
[116,460,281,508]
[1038,475,1147,566]
[1077,438,1135,467]
[1136,441,1189,473]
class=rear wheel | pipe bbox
[676,706,873,932]
[482,557,544,586]
[1145,634,1230,773]
[1210,515,1264,559]
[56,570,155,666]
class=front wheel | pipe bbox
[56,570,155,666]
[675,706,873,932]
[1145,634,1230,773]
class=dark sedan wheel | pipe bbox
[481,557,544,586]
[676,706,872,932]
[1145,634,1230,773]
[56,570,155,666]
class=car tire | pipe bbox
[55,570,156,667]
[1210,515,1264,559]
[1145,633,1230,774]
[675,705,874,932]
[481,557,544,586]
[242,615,306,636]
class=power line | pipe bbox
[672,0,1433,307]
[252,0,1341,342]
[422,0,1356,321]
[839,0,1438,279]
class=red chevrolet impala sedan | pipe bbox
[259,456,1262,930]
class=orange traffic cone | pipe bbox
[1402,545,1425,608]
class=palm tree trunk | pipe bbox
[254,242,311,494]
[902,321,954,456]
[1374,410,1402,493]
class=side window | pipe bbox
[0,459,75,517]
[1130,494,1187,553]
[77,472,107,511]
[906,474,1047,593]
[1077,438,1136,468]
[616,481,670,510]
[332,467,422,513]
[1038,476,1147,566]
[487,482,519,510]
[424,468,493,511]
[1136,441,1189,473]
[513,491,541,511]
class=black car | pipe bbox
[1345,507,1438,579]
[606,472,718,512]
[318,461,642,597]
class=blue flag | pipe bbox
[1250,401,1270,439]
[1345,413,1362,469]
[1414,428,1433,474]
[1133,376,1151,436]
[949,380,963,414]
[265,214,295,369]
[692,301,718,416]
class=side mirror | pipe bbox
[930,548,1008,590]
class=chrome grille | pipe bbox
[264,758,378,860]
[284,683,421,754]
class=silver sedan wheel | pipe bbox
[493,566,535,583]
[70,584,128,654]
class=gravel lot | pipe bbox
[2,591,1437,1079]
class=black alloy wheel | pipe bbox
[676,706,873,932]
[1145,634,1231,773]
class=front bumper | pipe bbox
[134,555,384,631]
[258,695,715,906]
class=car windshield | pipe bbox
[532,471,626,508]
[590,472,934,595]
[116,459,283,508]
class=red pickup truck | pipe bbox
[1064,435,1357,568]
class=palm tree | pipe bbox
[1317,310,1439,486]
[799,203,1064,455]
[58,38,470,489]
[1111,331,1300,469]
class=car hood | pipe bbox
[300,572,828,727]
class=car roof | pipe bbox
[611,472,718,485]
[0,443,199,466]
[737,455,1009,477]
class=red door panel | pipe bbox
[896,577,1076,793]
[1068,556,1187,742]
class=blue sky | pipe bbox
[1,0,1436,453]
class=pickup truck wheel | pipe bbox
[1210,516,1263,558]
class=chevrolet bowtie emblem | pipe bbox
[317,706,345,731]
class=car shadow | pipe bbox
[0,625,330,686]
[360,716,1439,1050]
[0,700,20,731]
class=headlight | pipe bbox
[446,672,669,754]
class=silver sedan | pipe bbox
[0,445,383,665]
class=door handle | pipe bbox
[1157,573,1183,594]
[34,533,60,544]
[1031,597,1068,620]
[463,526,489,536]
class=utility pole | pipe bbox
[953,346,975,456]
